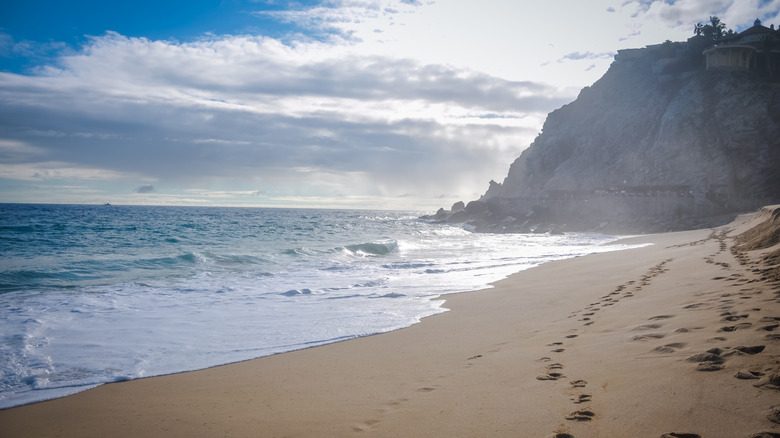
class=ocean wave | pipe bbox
[343,240,398,257]
[283,240,399,258]
[381,261,435,269]
[129,253,202,268]
[324,294,365,300]
[359,214,419,221]
[135,252,264,268]
[351,278,388,288]
[373,292,407,299]
[282,247,318,256]
[281,288,314,296]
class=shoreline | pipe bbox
[1,208,778,437]
[0,225,623,411]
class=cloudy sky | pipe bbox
[1,1,778,210]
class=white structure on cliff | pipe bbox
[703,19,780,74]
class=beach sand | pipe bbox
[2,207,779,438]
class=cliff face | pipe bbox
[437,41,780,233]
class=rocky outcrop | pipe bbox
[428,39,780,233]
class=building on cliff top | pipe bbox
[703,19,780,78]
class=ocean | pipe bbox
[0,204,637,409]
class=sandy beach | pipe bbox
[2,207,779,438]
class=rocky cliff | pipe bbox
[429,40,780,233]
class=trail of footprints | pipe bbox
[542,229,780,437]
[568,258,674,328]
[657,230,780,435]
[540,259,676,436]
[356,226,780,437]
[536,352,593,425]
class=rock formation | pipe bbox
[428,37,780,233]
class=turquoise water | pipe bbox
[0,203,630,408]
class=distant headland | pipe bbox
[426,17,780,234]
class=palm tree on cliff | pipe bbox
[694,16,727,41]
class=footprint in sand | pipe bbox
[660,433,701,438]
[696,363,724,371]
[570,380,587,388]
[565,410,595,421]
[735,345,766,355]
[687,352,725,363]
[573,394,592,404]
[536,372,565,381]
[767,406,780,424]
[649,315,675,321]
[634,323,663,331]
[537,363,565,380]
[653,342,687,353]
[683,303,706,309]
[352,422,379,432]
[631,333,666,341]
[551,348,565,353]
[687,351,726,371]
[735,370,764,380]
[721,314,749,322]
[686,348,726,371]
[718,322,752,332]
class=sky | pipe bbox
[1,1,779,211]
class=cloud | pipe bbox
[619,0,780,33]
[1,0,772,209]
[0,161,144,182]
[0,140,44,162]
[135,185,155,193]
[0,30,564,208]
[0,32,71,66]
[559,51,615,62]
[253,1,406,40]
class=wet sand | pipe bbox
[2,207,779,438]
